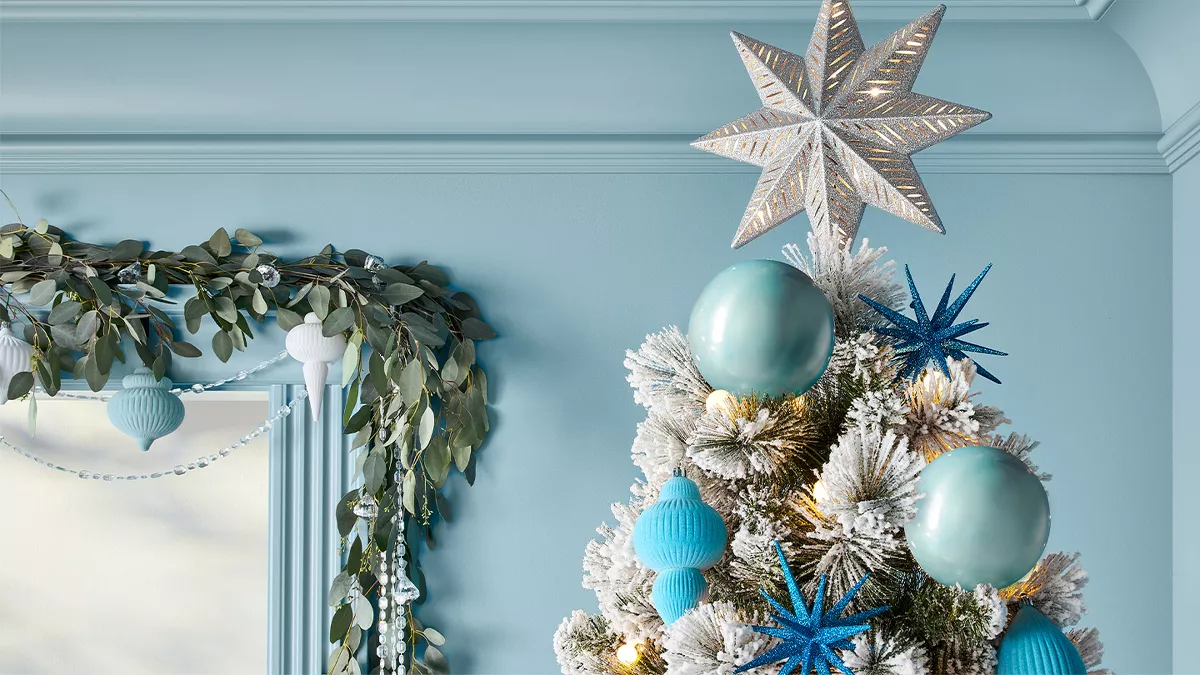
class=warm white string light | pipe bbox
[0,389,307,481]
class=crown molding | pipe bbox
[0,0,1096,22]
[1160,101,1200,173]
[1075,0,1115,20]
[0,133,1167,175]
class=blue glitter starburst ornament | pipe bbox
[858,264,1007,384]
[734,542,887,675]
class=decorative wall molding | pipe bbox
[0,0,1098,22]
[1075,0,1115,20]
[1160,100,1200,173]
[0,133,1169,175]
[268,384,355,675]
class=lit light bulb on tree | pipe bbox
[616,641,639,665]
[812,479,829,503]
[705,389,737,415]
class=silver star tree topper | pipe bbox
[694,1,991,249]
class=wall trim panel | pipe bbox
[267,384,353,675]
[0,0,1096,23]
[0,132,1169,175]
[1161,100,1200,173]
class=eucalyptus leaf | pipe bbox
[7,371,33,400]
[207,277,234,291]
[418,406,435,449]
[251,288,268,315]
[399,359,424,405]
[336,491,356,537]
[424,627,446,646]
[168,341,202,358]
[364,451,385,494]
[34,218,48,235]
[309,285,331,320]
[329,604,352,644]
[111,239,144,260]
[276,307,303,331]
[328,571,352,606]
[212,331,234,362]
[353,596,374,630]
[424,645,450,675]
[214,296,239,324]
[77,310,100,342]
[341,341,360,387]
[27,279,57,307]
[90,279,113,305]
[384,283,424,306]
[402,470,417,515]
[460,317,497,340]
[323,306,355,337]
[234,228,263,247]
[181,245,218,265]
[208,228,232,258]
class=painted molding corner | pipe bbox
[0,0,1099,22]
[0,133,1168,175]
[268,384,357,675]
[1075,0,1115,20]
[1160,100,1200,173]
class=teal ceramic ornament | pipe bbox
[687,260,833,396]
[905,446,1050,589]
[107,367,186,451]
[997,605,1086,675]
[633,473,727,625]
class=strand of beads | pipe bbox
[378,467,422,674]
[43,350,291,402]
[0,389,307,481]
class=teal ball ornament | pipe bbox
[633,474,727,625]
[107,367,186,451]
[997,605,1086,674]
[905,446,1050,589]
[687,260,834,396]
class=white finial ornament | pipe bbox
[285,312,347,421]
[0,323,33,403]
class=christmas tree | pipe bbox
[555,2,1109,672]
[552,234,1108,674]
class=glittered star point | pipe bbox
[734,542,887,675]
[693,0,991,249]
[859,264,1007,383]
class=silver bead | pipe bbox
[197,457,210,468]
[173,465,186,475]
[191,383,205,393]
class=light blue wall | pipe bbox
[0,13,1175,675]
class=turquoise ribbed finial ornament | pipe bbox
[633,472,727,625]
[687,260,834,397]
[107,367,185,451]
[997,606,1086,675]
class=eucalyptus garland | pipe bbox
[0,210,493,674]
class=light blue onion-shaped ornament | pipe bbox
[997,605,1086,675]
[107,367,185,451]
[632,472,727,625]
[687,260,834,397]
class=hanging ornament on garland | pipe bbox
[106,367,186,451]
[860,264,1007,383]
[905,445,1050,589]
[0,323,33,402]
[285,312,347,421]
[688,260,834,396]
[692,0,991,249]
[997,605,1087,675]
[632,471,727,625]
[735,541,887,675]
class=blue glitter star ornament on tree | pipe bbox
[859,264,1007,384]
[734,542,887,675]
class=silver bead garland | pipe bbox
[0,389,307,480]
[42,350,291,402]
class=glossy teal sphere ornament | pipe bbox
[997,605,1086,675]
[905,446,1050,589]
[687,260,834,396]
[633,473,727,625]
[107,367,185,451]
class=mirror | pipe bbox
[0,392,270,674]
